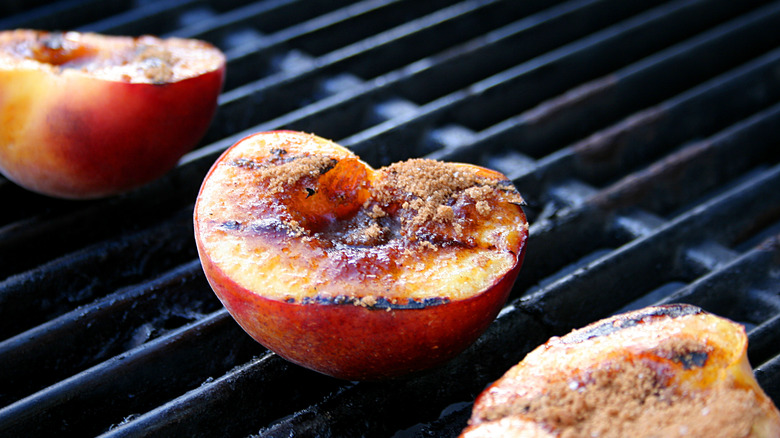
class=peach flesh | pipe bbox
[462,305,780,437]
[0,30,225,199]
[194,131,529,380]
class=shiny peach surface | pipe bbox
[194,131,529,380]
[0,30,225,198]
[462,305,780,437]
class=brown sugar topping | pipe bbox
[0,30,224,84]
[227,153,523,251]
[196,132,529,304]
[372,158,523,230]
[468,312,775,438]
[488,359,760,438]
[135,44,177,83]
[231,154,337,196]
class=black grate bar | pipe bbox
[748,313,780,367]
[0,310,261,437]
[78,0,205,35]
[589,101,780,215]
[468,45,780,207]
[339,0,777,166]
[444,0,780,135]
[209,0,463,90]
[0,259,218,407]
[171,0,366,46]
[433,6,780,171]
[756,352,780,403]
[0,185,196,278]
[528,163,780,331]
[0,0,131,30]
[509,99,780,295]
[0,208,198,339]
[206,0,662,147]
[98,353,347,437]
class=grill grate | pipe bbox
[1,0,779,436]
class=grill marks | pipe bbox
[196,133,525,308]
[672,350,709,370]
[229,154,339,196]
[297,294,451,309]
[462,308,778,438]
[217,149,520,252]
[560,304,703,345]
[475,359,758,438]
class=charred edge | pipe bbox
[231,153,332,170]
[561,304,703,345]
[218,220,242,231]
[497,180,525,199]
[318,158,338,175]
[216,218,304,238]
[672,351,709,369]
[230,158,264,170]
[294,295,451,309]
[41,32,65,50]
[475,178,517,193]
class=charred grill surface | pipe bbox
[1,0,779,436]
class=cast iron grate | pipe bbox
[0,0,779,436]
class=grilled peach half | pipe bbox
[194,131,528,380]
[0,30,225,199]
[462,304,780,438]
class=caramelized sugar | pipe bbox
[197,133,527,304]
[466,310,780,438]
[0,30,224,84]
[23,32,97,67]
[227,153,521,251]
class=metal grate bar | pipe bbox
[0,208,198,339]
[0,186,196,278]
[0,0,132,30]
[0,310,259,436]
[438,7,780,170]
[0,260,219,407]
[206,0,660,147]
[756,351,780,403]
[98,352,346,437]
[590,102,780,214]
[79,0,207,35]
[340,0,779,165]
[212,0,462,90]
[461,45,780,206]
[172,0,361,46]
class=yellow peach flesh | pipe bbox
[195,131,527,304]
[0,30,225,198]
